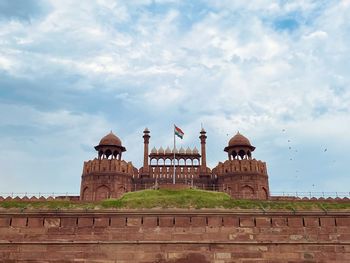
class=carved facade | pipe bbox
[80,129,270,201]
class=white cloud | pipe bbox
[0,0,349,192]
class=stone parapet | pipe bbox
[0,209,349,262]
[213,159,267,176]
[82,158,137,176]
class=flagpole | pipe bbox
[173,124,176,184]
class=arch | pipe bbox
[247,150,252,159]
[262,187,268,199]
[185,159,192,166]
[150,158,157,165]
[193,159,199,166]
[95,185,110,201]
[241,185,254,199]
[238,150,246,160]
[158,158,165,166]
[178,158,185,166]
[82,187,92,201]
[119,186,126,195]
[164,158,172,165]
[105,149,112,159]
[231,151,237,160]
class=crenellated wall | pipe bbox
[80,159,137,201]
[0,209,349,262]
[213,159,267,175]
[213,159,269,200]
[82,158,137,175]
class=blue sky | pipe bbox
[0,0,349,194]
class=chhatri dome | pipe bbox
[225,132,255,160]
[98,131,122,146]
[228,132,255,150]
[95,131,126,159]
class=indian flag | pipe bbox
[174,125,184,139]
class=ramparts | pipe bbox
[0,209,349,262]
[213,159,267,176]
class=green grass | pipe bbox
[101,189,232,209]
[1,189,350,210]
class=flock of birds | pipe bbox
[280,128,332,191]
[225,128,333,191]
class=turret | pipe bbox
[80,131,135,201]
[95,131,126,160]
[214,132,270,200]
[199,128,208,175]
[143,128,150,173]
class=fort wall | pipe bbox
[80,159,137,201]
[0,209,349,262]
[214,160,269,200]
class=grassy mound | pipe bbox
[101,189,350,210]
[0,189,350,210]
[101,189,231,209]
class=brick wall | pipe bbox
[0,210,349,262]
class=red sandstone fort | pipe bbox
[80,129,269,201]
[1,129,350,262]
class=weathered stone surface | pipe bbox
[0,211,349,262]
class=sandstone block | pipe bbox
[240,217,255,227]
[320,217,335,227]
[142,216,158,227]
[255,217,271,227]
[27,217,44,228]
[94,217,109,227]
[78,217,94,227]
[272,217,287,227]
[288,217,303,227]
[222,216,239,227]
[0,218,11,227]
[11,217,27,227]
[191,216,206,227]
[159,217,174,227]
[175,216,190,227]
[110,217,126,227]
[215,252,231,259]
[127,217,141,227]
[208,216,222,227]
[44,218,60,228]
[304,217,319,227]
[336,217,350,226]
[61,217,77,227]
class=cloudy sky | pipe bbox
[0,0,349,195]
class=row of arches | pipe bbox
[98,149,122,160]
[81,185,127,201]
[150,158,200,166]
[223,185,268,199]
[228,149,252,160]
